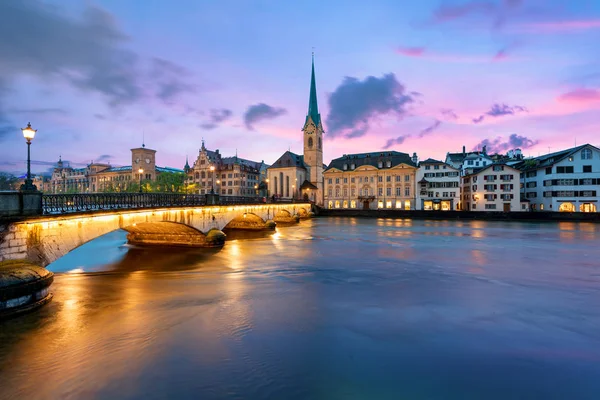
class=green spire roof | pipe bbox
[305,54,321,127]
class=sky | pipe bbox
[1,0,599,174]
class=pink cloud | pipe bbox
[516,19,600,33]
[557,88,600,104]
[395,46,426,57]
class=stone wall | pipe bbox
[0,203,311,267]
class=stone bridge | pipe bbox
[0,203,312,267]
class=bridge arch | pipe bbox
[1,203,312,267]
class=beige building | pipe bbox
[47,145,182,193]
[461,163,523,212]
[187,141,268,197]
[267,55,324,205]
[323,151,418,210]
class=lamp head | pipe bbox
[22,122,37,142]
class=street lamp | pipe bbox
[21,122,37,191]
[138,168,144,193]
[210,165,215,194]
[265,178,269,198]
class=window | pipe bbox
[344,178,348,184]
[335,188,340,197]
[328,189,332,197]
[351,177,355,183]
[343,163,347,170]
[378,161,383,168]
[425,165,431,170]
[386,187,392,196]
[350,163,355,170]
[583,165,592,173]
[434,165,439,170]
[350,200,357,208]
[335,178,340,184]
[405,175,410,182]
[485,204,497,210]
[404,186,410,196]
[546,167,552,175]
[343,188,348,197]
[378,188,383,196]
[557,166,574,174]
[351,188,356,197]
[328,178,332,184]
[308,137,313,148]
[378,176,383,182]
[386,161,391,168]
[386,176,391,182]
[581,148,592,160]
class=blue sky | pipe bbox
[1,0,599,174]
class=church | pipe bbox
[267,55,325,205]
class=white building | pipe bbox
[462,164,523,212]
[445,146,493,175]
[416,158,461,210]
[515,144,600,212]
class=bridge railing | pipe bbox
[40,193,298,215]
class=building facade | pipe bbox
[267,54,324,205]
[47,146,182,193]
[416,158,461,210]
[323,151,418,210]
[515,144,600,212]
[446,146,493,175]
[461,164,522,212]
[187,141,268,197]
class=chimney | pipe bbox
[462,145,466,155]
[411,152,418,164]
[482,145,487,155]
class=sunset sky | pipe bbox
[1,0,599,174]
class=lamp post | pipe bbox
[21,122,37,191]
[138,168,144,193]
[216,179,220,195]
[266,178,269,198]
[210,165,215,194]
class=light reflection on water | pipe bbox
[1,218,600,399]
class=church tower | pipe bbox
[302,54,324,205]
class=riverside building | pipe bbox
[461,163,523,212]
[514,144,600,212]
[323,151,418,210]
[416,158,461,211]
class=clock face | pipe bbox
[305,124,315,134]
[145,158,151,164]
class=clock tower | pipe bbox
[131,144,157,181]
[302,54,324,205]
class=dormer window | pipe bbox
[350,163,355,170]
[386,161,391,168]
[343,164,348,170]
[378,161,383,168]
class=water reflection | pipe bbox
[1,218,600,399]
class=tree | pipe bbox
[0,172,19,190]
[149,172,186,193]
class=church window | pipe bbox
[318,137,322,150]
[308,137,313,148]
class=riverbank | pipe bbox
[317,208,600,222]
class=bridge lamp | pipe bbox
[20,122,38,191]
[210,166,216,194]
[138,168,144,193]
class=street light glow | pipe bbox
[22,122,37,142]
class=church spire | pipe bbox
[306,52,321,127]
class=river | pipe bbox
[1,217,600,399]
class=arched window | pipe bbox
[559,202,575,212]
[581,148,592,160]
[580,203,597,212]
[318,137,322,150]
[308,137,313,148]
